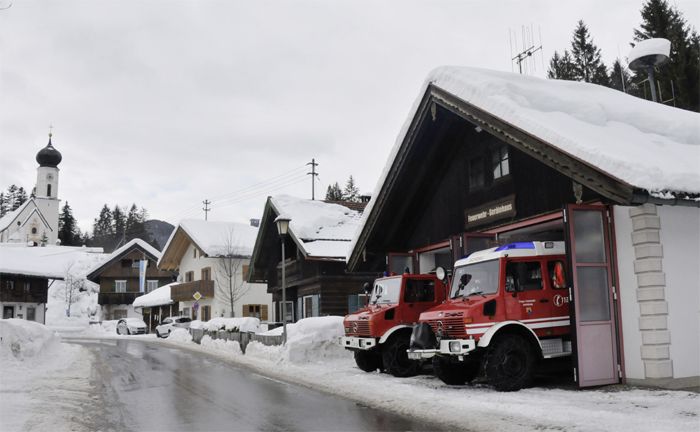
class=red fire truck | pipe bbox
[341,273,448,377]
[408,241,571,391]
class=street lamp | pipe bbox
[275,215,291,344]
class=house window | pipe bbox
[182,307,190,318]
[302,295,320,318]
[115,280,127,293]
[146,280,158,292]
[31,227,37,234]
[47,184,52,197]
[492,145,510,179]
[202,305,211,321]
[185,271,194,282]
[193,248,197,259]
[121,259,132,268]
[469,156,485,190]
[27,307,36,321]
[5,281,14,290]
[24,282,31,293]
[201,267,211,281]
[242,264,250,279]
[275,301,294,323]
[243,304,269,320]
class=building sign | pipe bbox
[465,195,516,228]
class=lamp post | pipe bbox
[275,215,291,344]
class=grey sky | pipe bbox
[1,0,697,233]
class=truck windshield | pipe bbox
[451,260,500,298]
[370,278,402,304]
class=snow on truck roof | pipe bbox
[455,241,566,267]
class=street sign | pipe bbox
[193,291,202,301]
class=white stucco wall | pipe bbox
[0,302,46,324]
[658,205,700,379]
[177,243,271,320]
[613,206,645,380]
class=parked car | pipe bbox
[116,318,148,335]
[155,316,192,338]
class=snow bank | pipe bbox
[190,317,262,333]
[0,319,60,361]
[168,328,193,343]
[200,335,243,355]
[247,316,349,364]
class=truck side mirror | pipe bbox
[362,282,372,295]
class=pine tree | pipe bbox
[113,205,126,244]
[570,21,610,85]
[58,202,81,246]
[632,0,700,111]
[6,185,18,211]
[548,50,577,80]
[92,205,114,238]
[15,187,28,209]
[609,59,633,93]
[325,182,344,201]
[343,176,360,202]
[0,192,6,217]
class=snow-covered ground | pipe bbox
[150,317,699,432]
[0,319,97,431]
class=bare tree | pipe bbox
[63,262,85,317]
[215,228,250,317]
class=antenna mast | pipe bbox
[202,199,211,221]
[510,25,543,75]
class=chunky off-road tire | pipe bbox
[432,356,480,385]
[354,350,382,372]
[484,334,537,392]
[382,334,420,378]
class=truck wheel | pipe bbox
[354,350,381,372]
[432,356,480,385]
[484,334,536,391]
[382,334,420,378]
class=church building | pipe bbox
[0,133,62,245]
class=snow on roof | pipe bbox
[270,195,362,259]
[132,282,175,308]
[0,244,106,280]
[349,66,700,261]
[173,219,259,257]
[0,200,32,232]
[86,238,160,279]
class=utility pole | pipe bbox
[202,199,211,221]
[307,158,319,200]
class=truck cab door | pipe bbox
[503,259,549,323]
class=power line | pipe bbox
[307,158,319,200]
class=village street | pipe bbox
[63,338,443,431]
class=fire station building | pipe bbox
[347,67,699,390]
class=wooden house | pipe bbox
[347,67,699,390]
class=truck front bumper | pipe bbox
[407,339,477,360]
[340,336,378,350]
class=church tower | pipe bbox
[34,132,62,244]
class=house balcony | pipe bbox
[171,280,215,302]
[98,292,140,305]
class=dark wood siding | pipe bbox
[0,274,48,303]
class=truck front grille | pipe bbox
[427,318,466,339]
[346,320,371,337]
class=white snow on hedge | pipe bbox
[133,283,175,308]
[190,317,261,333]
[270,195,362,259]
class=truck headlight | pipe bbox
[449,341,461,353]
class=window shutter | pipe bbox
[297,298,302,321]
[242,305,250,317]
[261,305,268,321]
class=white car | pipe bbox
[155,316,192,338]
[116,318,148,335]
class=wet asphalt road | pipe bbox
[71,339,442,432]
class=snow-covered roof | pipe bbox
[348,66,699,263]
[132,282,174,308]
[0,200,32,232]
[270,195,362,259]
[165,219,259,258]
[0,244,106,280]
[86,238,161,281]
[427,66,699,194]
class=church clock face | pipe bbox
[46,173,54,181]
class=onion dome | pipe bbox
[36,134,62,167]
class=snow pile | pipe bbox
[168,328,193,343]
[0,319,60,361]
[200,334,243,355]
[629,38,671,64]
[191,317,262,333]
[133,283,174,308]
[248,316,349,364]
[270,195,362,259]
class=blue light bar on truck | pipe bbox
[495,242,535,251]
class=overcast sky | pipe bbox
[1,0,698,234]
